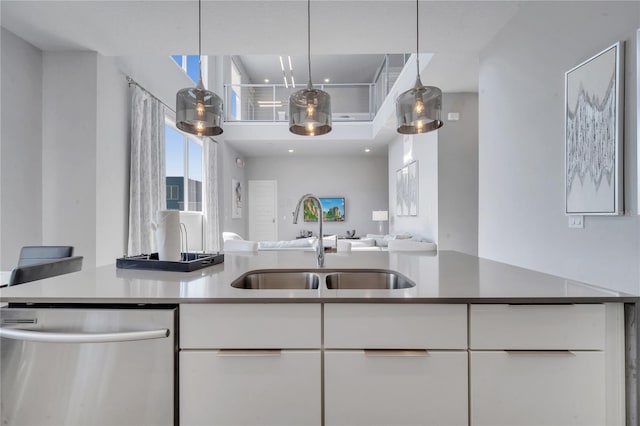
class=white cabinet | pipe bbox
[180,350,321,426]
[469,303,625,426]
[324,303,467,349]
[178,301,625,426]
[324,304,468,426]
[180,303,321,349]
[325,350,468,426]
[179,304,322,426]
[470,350,604,426]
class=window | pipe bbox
[165,120,203,212]
[167,185,180,201]
[231,59,242,120]
[171,55,208,86]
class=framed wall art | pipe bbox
[565,41,624,215]
[396,161,418,216]
[303,197,346,222]
[232,178,242,219]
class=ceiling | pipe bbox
[237,54,387,86]
[1,0,524,156]
[1,0,523,91]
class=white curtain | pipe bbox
[203,138,220,252]
[127,86,166,255]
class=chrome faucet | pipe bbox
[293,194,324,267]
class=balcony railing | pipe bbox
[224,83,375,123]
[223,54,410,123]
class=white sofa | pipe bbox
[336,234,437,252]
[221,232,436,253]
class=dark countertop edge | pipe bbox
[2,296,639,304]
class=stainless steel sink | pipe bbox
[325,271,416,290]
[231,271,320,289]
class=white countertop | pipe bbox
[0,250,636,303]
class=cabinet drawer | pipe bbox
[180,304,321,349]
[325,350,468,426]
[470,304,605,350]
[324,304,467,349]
[470,350,605,426]
[180,350,321,426]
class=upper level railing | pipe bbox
[223,54,409,123]
[224,83,375,123]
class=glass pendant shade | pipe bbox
[176,79,223,136]
[289,83,332,136]
[396,76,443,134]
[175,0,223,137]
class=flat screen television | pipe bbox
[304,197,345,222]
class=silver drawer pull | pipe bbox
[364,349,429,357]
[0,327,170,343]
[216,349,282,357]
[1,319,37,325]
[505,350,576,356]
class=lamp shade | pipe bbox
[372,210,389,221]
[176,80,223,137]
[396,76,443,134]
[289,84,332,136]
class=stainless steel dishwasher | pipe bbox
[0,305,176,425]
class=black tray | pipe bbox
[116,252,224,272]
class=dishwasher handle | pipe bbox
[0,327,170,343]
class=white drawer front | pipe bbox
[180,303,321,349]
[180,350,321,426]
[470,350,605,426]
[470,304,605,350]
[324,304,467,349]
[325,350,468,426]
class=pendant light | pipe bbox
[396,0,443,134]
[176,0,223,136]
[289,0,332,136]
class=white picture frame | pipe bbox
[565,41,624,215]
[637,29,640,215]
[396,161,418,216]
[232,178,242,219]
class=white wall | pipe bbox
[96,55,130,264]
[478,1,640,293]
[245,155,388,240]
[42,51,99,267]
[0,28,43,268]
[388,132,438,242]
[1,30,195,268]
[439,93,479,255]
[220,141,247,238]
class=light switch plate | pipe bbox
[447,112,460,121]
[568,215,584,228]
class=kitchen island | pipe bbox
[1,250,638,426]
[0,250,636,303]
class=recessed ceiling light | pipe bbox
[264,79,270,83]
[324,78,330,83]
[288,149,294,153]
[364,148,371,153]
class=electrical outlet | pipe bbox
[568,215,584,229]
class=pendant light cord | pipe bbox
[307,0,312,85]
[415,0,420,76]
[198,0,202,79]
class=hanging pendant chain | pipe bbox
[307,0,312,86]
[198,0,203,81]
[415,0,420,76]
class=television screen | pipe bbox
[304,197,345,222]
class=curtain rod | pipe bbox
[126,75,219,144]
[126,76,175,114]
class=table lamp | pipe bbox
[372,210,389,234]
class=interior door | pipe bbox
[248,180,277,241]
